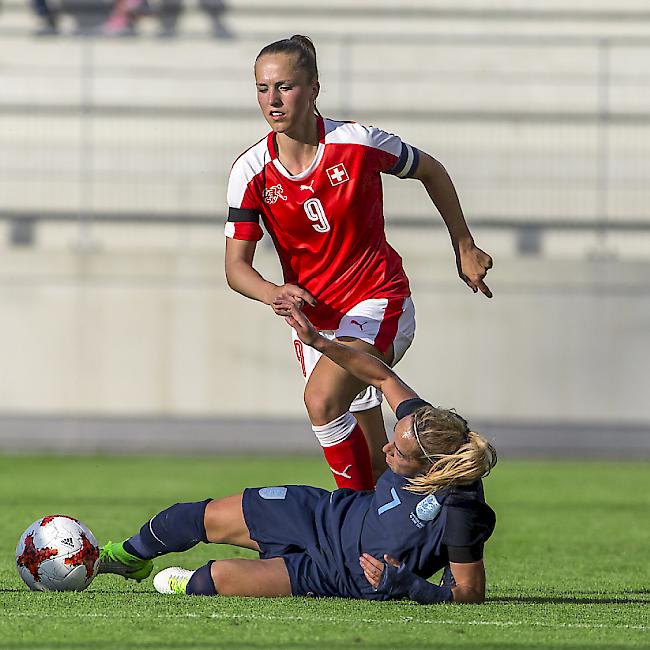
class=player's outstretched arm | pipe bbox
[412,151,493,299]
[225,238,316,312]
[285,304,417,411]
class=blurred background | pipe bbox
[0,0,648,457]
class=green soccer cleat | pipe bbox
[153,567,195,594]
[98,541,154,582]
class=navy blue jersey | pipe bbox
[317,470,494,598]
[243,469,495,600]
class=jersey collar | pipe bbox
[266,115,325,160]
[267,115,326,181]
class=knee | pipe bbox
[203,494,248,545]
[210,560,238,596]
[304,383,347,425]
[203,498,229,543]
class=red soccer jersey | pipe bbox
[226,116,420,330]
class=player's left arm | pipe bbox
[448,559,486,604]
[411,150,494,298]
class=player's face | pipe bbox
[255,54,318,135]
[383,415,429,477]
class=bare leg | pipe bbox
[203,495,259,551]
[304,338,392,480]
[210,557,291,596]
[304,338,391,425]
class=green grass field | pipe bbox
[1,455,648,650]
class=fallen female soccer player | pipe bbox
[98,306,497,604]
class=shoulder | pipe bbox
[323,118,402,155]
[227,137,270,207]
[442,483,496,546]
[229,136,269,184]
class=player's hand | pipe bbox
[270,284,316,315]
[359,553,401,590]
[284,304,320,347]
[456,242,493,298]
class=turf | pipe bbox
[0,455,648,649]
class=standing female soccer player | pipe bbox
[99,306,497,604]
[225,35,493,491]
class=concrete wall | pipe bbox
[1,2,648,454]
[1,239,647,426]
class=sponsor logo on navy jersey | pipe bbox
[409,494,442,528]
[409,512,425,529]
[326,163,349,186]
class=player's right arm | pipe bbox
[225,239,317,311]
[285,304,418,411]
[225,238,272,303]
[225,144,317,311]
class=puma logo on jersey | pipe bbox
[350,319,368,330]
[300,180,315,193]
[263,184,287,204]
[329,464,352,479]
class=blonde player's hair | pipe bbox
[405,405,497,494]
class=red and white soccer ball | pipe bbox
[16,515,100,592]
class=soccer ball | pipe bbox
[16,515,100,592]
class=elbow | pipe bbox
[452,587,485,605]
[224,261,242,292]
[470,592,486,605]
[225,270,237,291]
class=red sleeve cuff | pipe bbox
[224,222,264,241]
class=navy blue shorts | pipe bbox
[242,485,339,597]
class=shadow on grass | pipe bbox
[5,587,649,605]
[0,588,154,595]
[0,640,640,650]
[489,595,650,605]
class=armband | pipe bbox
[395,398,432,420]
[377,562,453,604]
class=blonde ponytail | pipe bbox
[404,407,497,494]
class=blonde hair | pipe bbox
[405,405,497,494]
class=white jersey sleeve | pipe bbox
[324,120,420,178]
[366,126,420,178]
[225,140,266,241]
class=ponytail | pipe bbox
[402,406,497,494]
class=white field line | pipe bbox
[2,611,648,632]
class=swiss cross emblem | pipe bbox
[326,163,349,187]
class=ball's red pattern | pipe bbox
[16,533,59,582]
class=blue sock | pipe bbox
[123,499,212,560]
[186,561,217,596]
